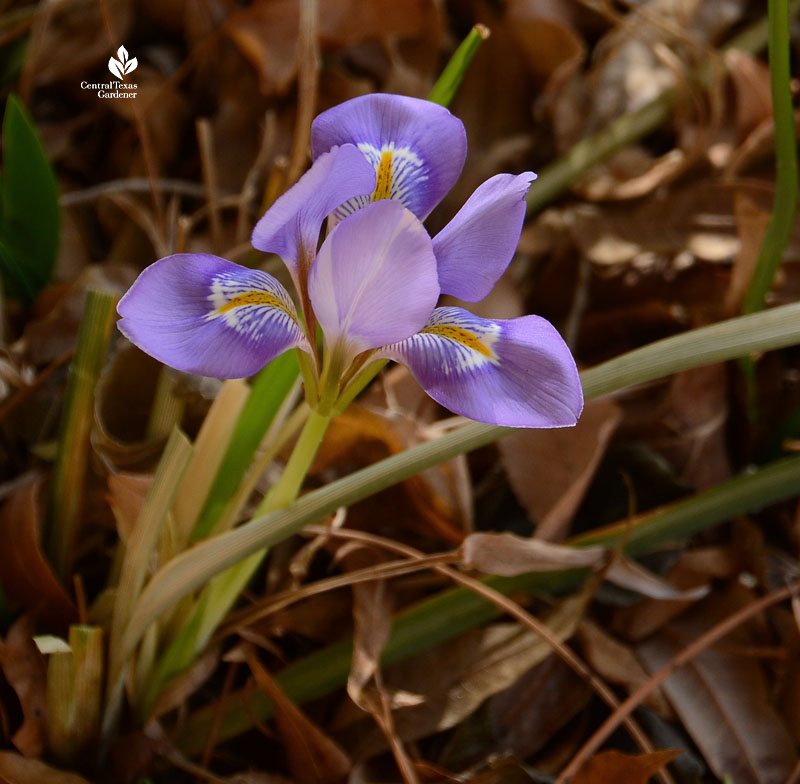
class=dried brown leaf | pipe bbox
[0,751,92,784]
[461,532,706,601]
[725,50,773,141]
[460,532,607,575]
[26,0,132,86]
[637,586,797,784]
[313,405,466,543]
[106,472,152,544]
[93,345,166,471]
[226,0,434,95]
[614,548,740,641]
[605,558,709,602]
[571,749,680,784]
[348,579,392,708]
[0,480,77,630]
[506,2,585,82]
[225,775,294,784]
[485,656,592,763]
[0,616,48,757]
[577,620,671,716]
[335,597,585,760]
[499,399,622,540]
[244,645,350,784]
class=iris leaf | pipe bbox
[0,94,59,302]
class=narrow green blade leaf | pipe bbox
[0,94,59,301]
[191,350,299,540]
[742,0,798,314]
[428,24,490,107]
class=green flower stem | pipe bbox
[260,408,331,510]
[296,347,319,406]
[317,343,348,415]
[428,24,490,107]
[174,450,800,751]
[118,301,800,679]
[742,0,798,314]
[334,358,387,415]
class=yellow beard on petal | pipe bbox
[207,279,300,337]
[422,323,499,363]
[218,291,284,313]
[372,151,394,201]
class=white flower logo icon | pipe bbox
[108,46,138,80]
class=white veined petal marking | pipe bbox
[333,142,427,221]
[206,271,301,339]
[419,314,501,375]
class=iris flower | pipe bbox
[117,94,583,428]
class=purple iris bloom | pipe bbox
[117,95,583,428]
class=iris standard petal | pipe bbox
[311,93,467,221]
[381,307,583,428]
[433,172,535,302]
[250,144,376,279]
[117,254,310,379]
[308,200,440,354]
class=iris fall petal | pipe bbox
[117,254,309,379]
[380,307,583,428]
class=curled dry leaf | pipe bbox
[106,472,153,545]
[27,0,132,85]
[348,579,392,709]
[0,616,48,757]
[225,775,295,784]
[571,749,681,784]
[506,1,585,87]
[499,399,622,541]
[637,585,797,784]
[604,557,709,602]
[93,345,166,471]
[461,531,708,602]
[0,751,92,784]
[460,531,607,575]
[0,479,77,630]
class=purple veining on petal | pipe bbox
[311,94,467,220]
[117,253,309,379]
[380,306,583,428]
